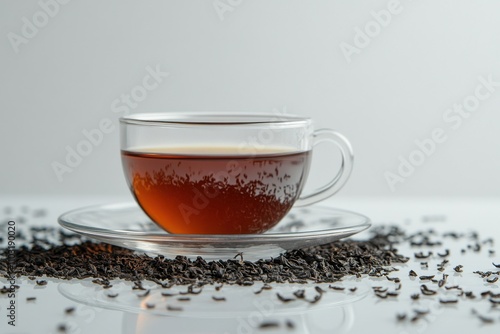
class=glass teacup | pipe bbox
[120,112,353,234]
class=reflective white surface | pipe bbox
[1,196,499,334]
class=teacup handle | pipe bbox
[294,129,354,207]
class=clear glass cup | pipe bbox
[120,112,353,234]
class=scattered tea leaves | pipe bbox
[3,210,500,328]
[439,298,458,304]
[161,292,177,297]
[65,307,75,314]
[276,293,295,303]
[293,289,305,299]
[437,249,450,257]
[415,252,432,259]
[57,323,67,333]
[137,290,150,298]
[307,293,322,304]
[167,305,183,311]
[258,321,280,329]
[254,284,273,294]
[489,298,500,305]
[212,296,226,302]
[486,276,498,283]
[420,285,437,296]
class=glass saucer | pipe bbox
[58,202,370,260]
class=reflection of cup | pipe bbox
[58,281,367,334]
[121,306,355,334]
[120,112,353,234]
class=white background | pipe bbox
[1,0,499,198]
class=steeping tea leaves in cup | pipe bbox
[122,146,311,234]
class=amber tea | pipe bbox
[121,146,311,234]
